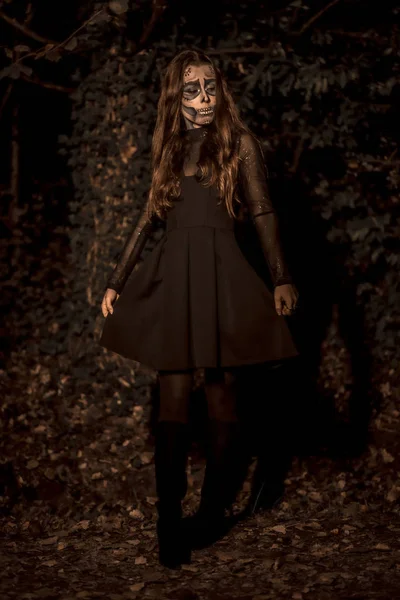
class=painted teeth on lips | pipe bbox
[198,108,213,114]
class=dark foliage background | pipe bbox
[1,3,400,589]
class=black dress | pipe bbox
[99,127,299,370]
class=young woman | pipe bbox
[99,49,299,568]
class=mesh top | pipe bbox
[106,128,293,294]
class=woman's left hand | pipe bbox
[274,283,299,317]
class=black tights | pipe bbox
[157,368,239,424]
[155,368,243,517]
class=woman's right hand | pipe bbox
[101,288,119,317]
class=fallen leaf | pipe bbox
[33,425,46,433]
[306,521,322,530]
[318,572,337,583]
[375,543,390,551]
[270,524,286,534]
[309,491,323,502]
[129,509,145,520]
[261,559,274,569]
[215,551,235,561]
[40,536,58,545]
[381,449,394,463]
[387,486,400,502]
[140,452,153,465]
[73,520,90,530]
[42,560,57,567]
[146,496,158,505]
[129,582,145,592]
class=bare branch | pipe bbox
[348,158,400,169]
[293,0,342,35]
[9,7,106,67]
[0,82,13,121]
[48,7,106,56]
[0,9,57,44]
[138,0,168,48]
[9,103,19,227]
[201,46,273,55]
[289,136,306,174]
[19,72,75,93]
[327,29,378,39]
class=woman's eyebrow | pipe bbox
[204,78,216,85]
[183,78,200,87]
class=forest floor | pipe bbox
[1,349,400,600]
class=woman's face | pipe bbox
[181,63,217,129]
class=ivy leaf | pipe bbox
[64,37,78,52]
[1,64,21,80]
[109,0,129,15]
[46,49,62,62]
[15,45,31,53]
[20,65,33,77]
[339,70,347,88]
[92,10,112,24]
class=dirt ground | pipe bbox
[1,348,400,600]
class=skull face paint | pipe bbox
[181,63,217,129]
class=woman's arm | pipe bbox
[106,198,154,295]
[238,132,293,288]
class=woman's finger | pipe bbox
[101,294,114,317]
[106,296,114,315]
[275,298,283,316]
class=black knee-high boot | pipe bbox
[184,418,242,549]
[246,362,295,515]
[154,420,191,568]
[246,449,290,514]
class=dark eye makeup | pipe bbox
[182,79,216,98]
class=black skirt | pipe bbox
[99,177,299,370]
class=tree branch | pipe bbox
[19,72,75,93]
[348,157,400,169]
[47,7,105,56]
[10,7,106,66]
[197,46,298,70]
[201,46,275,55]
[9,103,19,227]
[292,0,342,35]
[138,0,168,48]
[327,29,378,39]
[0,9,57,45]
[0,82,13,121]
[289,136,306,174]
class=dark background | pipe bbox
[0,1,399,597]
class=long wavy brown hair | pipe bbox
[147,49,253,220]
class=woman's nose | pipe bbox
[200,89,211,102]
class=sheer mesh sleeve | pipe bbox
[238,132,293,288]
[106,198,154,295]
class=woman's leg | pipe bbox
[247,361,295,514]
[185,367,243,549]
[201,367,242,513]
[154,369,193,568]
[205,367,240,422]
[158,369,193,423]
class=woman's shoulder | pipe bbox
[235,128,262,157]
